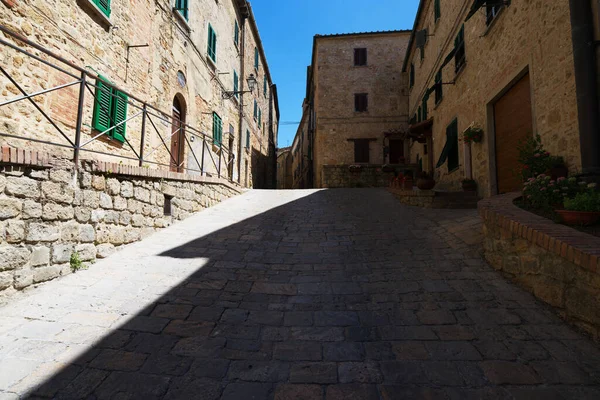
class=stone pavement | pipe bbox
[1,189,600,399]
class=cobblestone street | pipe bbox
[1,189,600,399]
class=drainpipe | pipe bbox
[237,14,246,185]
[570,0,600,177]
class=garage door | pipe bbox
[494,73,533,194]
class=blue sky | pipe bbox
[250,0,420,148]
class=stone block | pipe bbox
[79,224,95,243]
[74,207,92,223]
[106,178,120,195]
[42,203,74,221]
[42,181,74,204]
[0,271,12,290]
[121,181,134,198]
[52,244,74,264]
[49,169,72,184]
[0,245,30,270]
[91,209,106,223]
[81,190,99,208]
[33,265,61,284]
[124,227,140,243]
[80,171,92,188]
[91,175,106,190]
[6,176,40,199]
[0,174,6,192]
[134,187,150,203]
[75,243,97,261]
[127,199,142,214]
[154,218,170,228]
[14,268,33,289]
[95,225,111,243]
[99,193,113,209]
[6,220,25,243]
[104,210,120,224]
[27,223,59,242]
[109,226,126,245]
[60,221,80,242]
[161,183,178,197]
[0,197,22,220]
[31,246,50,266]
[22,200,41,219]
[119,211,132,225]
[113,196,127,210]
[131,214,145,227]
[96,243,115,259]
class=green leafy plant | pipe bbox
[70,251,84,273]
[463,127,483,144]
[549,156,566,168]
[518,134,552,180]
[523,175,582,211]
[564,188,600,212]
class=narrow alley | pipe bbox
[1,189,599,399]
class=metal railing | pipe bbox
[0,24,235,180]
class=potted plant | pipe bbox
[463,126,483,144]
[461,178,477,192]
[416,171,435,190]
[549,156,568,180]
[348,164,362,173]
[556,188,600,226]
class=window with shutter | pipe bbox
[234,20,239,47]
[263,76,267,98]
[354,93,368,112]
[454,25,466,73]
[92,77,113,133]
[486,4,504,25]
[233,70,239,99]
[258,109,262,126]
[354,140,370,163]
[93,0,111,18]
[410,63,415,89]
[447,119,459,171]
[112,90,128,143]
[435,70,443,104]
[213,112,222,146]
[354,48,367,66]
[254,48,259,70]
[207,24,217,62]
[253,100,258,120]
[175,0,188,21]
[434,0,441,22]
[246,130,250,149]
[422,97,428,120]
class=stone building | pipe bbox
[403,0,600,196]
[0,0,277,189]
[276,146,292,189]
[296,31,411,188]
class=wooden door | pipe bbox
[494,74,533,194]
[170,97,185,172]
[389,139,405,164]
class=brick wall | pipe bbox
[0,148,240,300]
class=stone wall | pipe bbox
[322,165,418,188]
[388,188,435,208]
[0,148,240,300]
[405,0,579,197]
[480,193,600,339]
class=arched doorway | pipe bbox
[170,96,186,172]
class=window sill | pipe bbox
[206,54,217,70]
[173,9,191,32]
[482,6,507,37]
[447,166,460,175]
[80,0,113,28]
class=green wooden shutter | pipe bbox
[410,63,415,88]
[93,0,111,18]
[258,109,262,126]
[208,24,217,62]
[112,90,128,143]
[422,97,428,120]
[234,21,239,46]
[254,100,257,120]
[213,113,222,146]
[92,77,113,133]
[435,70,443,104]
[264,76,267,98]
[246,129,250,148]
[254,48,259,69]
[434,0,441,22]
[175,0,188,20]
[233,70,239,98]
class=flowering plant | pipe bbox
[463,126,483,144]
[518,134,552,180]
[523,175,581,211]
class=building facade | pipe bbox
[296,31,411,188]
[403,0,600,196]
[276,146,292,189]
[0,0,277,188]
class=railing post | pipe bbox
[201,138,206,176]
[73,71,86,165]
[139,104,147,167]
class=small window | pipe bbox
[422,97,428,120]
[234,20,240,47]
[354,139,370,163]
[434,0,441,22]
[258,109,262,126]
[163,195,173,216]
[454,25,466,73]
[212,112,222,146]
[354,48,367,66]
[207,24,217,63]
[246,129,250,149]
[409,63,415,89]
[435,70,443,104]
[92,76,127,143]
[92,0,111,18]
[263,76,267,98]
[174,0,188,21]
[486,4,503,25]
[254,47,259,70]
[253,100,258,120]
[355,93,368,112]
[233,70,239,99]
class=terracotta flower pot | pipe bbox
[416,178,435,190]
[556,210,600,226]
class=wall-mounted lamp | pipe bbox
[222,73,258,99]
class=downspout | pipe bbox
[237,13,247,185]
[570,0,600,176]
